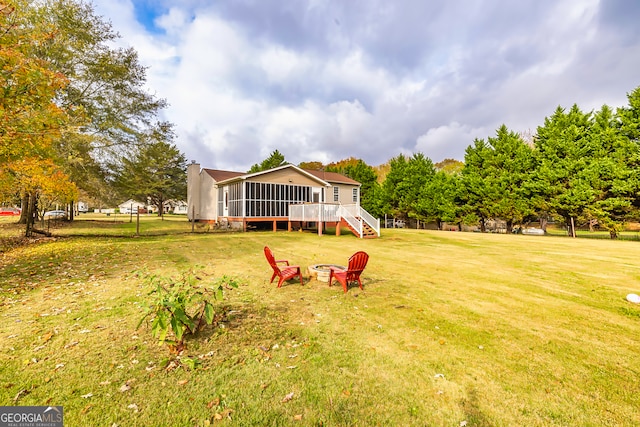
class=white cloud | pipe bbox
[416,122,488,161]
[90,0,640,171]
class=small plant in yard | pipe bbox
[137,267,239,352]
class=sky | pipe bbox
[90,0,640,172]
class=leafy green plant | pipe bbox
[137,268,239,348]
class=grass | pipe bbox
[1,217,640,426]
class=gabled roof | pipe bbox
[118,199,146,208]
[241,164,331,186]
[203,169,244,182]
[201,164,360,186]
[303,169,360,186]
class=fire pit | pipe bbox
[308,264,345,283]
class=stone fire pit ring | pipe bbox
[308,264,346,283]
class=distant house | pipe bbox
[167,200,188,214]
[187,162,379,238]
[76,201,89,213]
[118,199,147,214]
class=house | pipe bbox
[118,199,147,214]
[168,200,188,214]
[187,162,380,238]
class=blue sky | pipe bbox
[92,0,640,171]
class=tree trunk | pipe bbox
[69,201,74,221]
[570,217,576,238]
[480,217,486,233]
[539,216,548,232]
[436,219,442,230]
[609,230,618,239]
[18,194,28,224]
[506,220,513,234]
[25,193,37,237]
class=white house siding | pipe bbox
[330,183,360,205]
[118,199,146,214]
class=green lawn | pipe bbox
[1,218,639,426]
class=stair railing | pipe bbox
[342,204,380,237]
[357,206,380,236]
[338,205,363,238]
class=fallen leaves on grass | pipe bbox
[165,360,179,371]
[177,379,188,386]
[81,393,93,399]
[282,392,294,403]
[213,409,233,420]
[206,397,220,409]
[293,414,303,421]
[119,379,135,392]
[13,389,29,403]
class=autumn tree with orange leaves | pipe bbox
[0,0,78,235]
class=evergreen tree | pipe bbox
[326,159,385,217]
[112,136,187,217]
[460,138,492,231]
[482,125,535,233]
[248,150,287,173]
[533,105,595,236]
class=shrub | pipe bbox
[137,267,239,349]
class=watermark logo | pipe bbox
[0,406,63,427]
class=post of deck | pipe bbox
[288,221,292,232]
[336,220,341,236]
[273,219,277,232]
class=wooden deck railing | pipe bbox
[288,203,380,238]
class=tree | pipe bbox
[381,155,407,219]
[381,153,435,221]
[298,161,324,170]
[415,170,460,229]
[326,158,385,218]
[459,139,492,231]
[533,105,595,237]
[586,105,638,238]
[112,136,187,217]
[0,0,78,234]
[13,0,171,221]
[481,125,535,233]
[435,158,464,174]
[616,86,640,218]
[248,150,287,173]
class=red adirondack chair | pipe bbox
[264,246,304,287]
[328,251,369,293]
